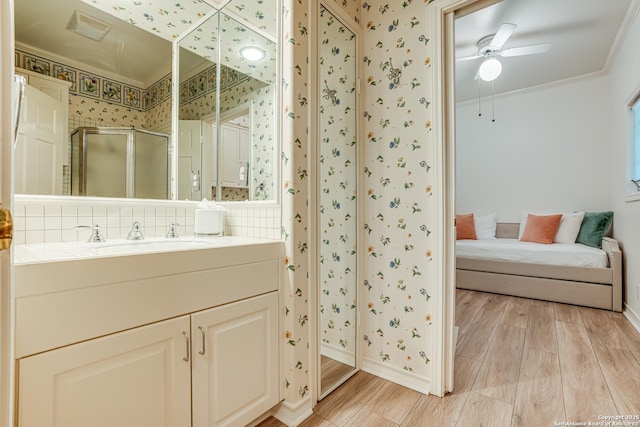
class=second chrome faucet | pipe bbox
[127,221,144,240]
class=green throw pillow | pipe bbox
[576,211,613,248]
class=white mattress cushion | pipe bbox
[456,238,608,268]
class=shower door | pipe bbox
[317,3,359,398]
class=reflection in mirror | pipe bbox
[14,0,173,198]
[177,7,277,201]
[318,5,358,397]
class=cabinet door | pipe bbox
[192,292,279,427]
[18,316,192,427]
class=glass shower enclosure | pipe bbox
[70,127,169,199]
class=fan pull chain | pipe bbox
[477,78,482,117]
[491,80,496,123]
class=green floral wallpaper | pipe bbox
[360,0,435,381]
[280,0,313,404]
[281,0,436,411]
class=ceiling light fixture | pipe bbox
[239,46,265,62]
[478,57,502,82]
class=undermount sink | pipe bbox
[93,238,212,254]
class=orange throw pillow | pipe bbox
[456,213,477,240]
[520,214,562,244]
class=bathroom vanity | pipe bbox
[12,237,285,427]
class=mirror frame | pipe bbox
[171,2,281,206]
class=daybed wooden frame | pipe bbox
[456,223,623,312]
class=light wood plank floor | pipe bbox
[258,290,640,426]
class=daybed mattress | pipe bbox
[456,239,608,268]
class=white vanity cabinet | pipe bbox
[192,292,279,427]
[18,316,193,427]
[13,238,285,427]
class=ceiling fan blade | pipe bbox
[456,54,482,61]
[489,23,516,50]
[500,43,551,57]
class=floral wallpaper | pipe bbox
[81,0,214,41]
[280,0,313,405]
[69,96,146,129]
[360,0,435,381]
[226,0,278,38]
[318,5,358,367]
[329,0,360,24]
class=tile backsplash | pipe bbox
[12,196,281,245]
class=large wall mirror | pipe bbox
[317,3,359,398]
[176,5,278,202]
[13,0,278,203]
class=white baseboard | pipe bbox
[320,343,355,366]
[272,396,313,427]
[624,303,640,334]
[361,356,431,395]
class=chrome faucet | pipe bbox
[166,222,180,238]
[76,224,106,242]
[127,221,144,240]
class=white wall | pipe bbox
[456,76,612,222]
[608,8,640,320]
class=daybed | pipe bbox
[456,222,622,312]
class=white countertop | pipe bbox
[13,235,281,265]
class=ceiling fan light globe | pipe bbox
[478,58,502,81]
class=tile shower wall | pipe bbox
[12,197,280,245]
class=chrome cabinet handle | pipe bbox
[198,326,206,355]
[182,331,190,362]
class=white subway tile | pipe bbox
[13,217,26,232]
[107,206,120,217]
[44,229,62,243]
[61,217,77,230]
[121,206,133,217]
[25,230,45,244]
[45,204,62,217]
[44,216,62,230]
[93,206,107,217]
[77,205,92,217]
[13,231,25,245]
[62,205,77,217]
[62,229,78,242]
[26,217,44,230]
[26,204,44,217]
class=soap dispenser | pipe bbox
[194,199,225,236]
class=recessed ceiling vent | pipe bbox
[66,10,112,42]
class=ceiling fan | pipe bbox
[457,23,551,81]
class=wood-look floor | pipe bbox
[258,290,640,427]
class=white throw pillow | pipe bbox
[518,210,585,243]
[474,213,497,240]
[554,211,585,243]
